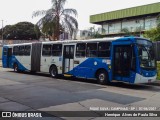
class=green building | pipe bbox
[90,2,160,37]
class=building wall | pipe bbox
[102,16,157,35]
[90,2,160,23]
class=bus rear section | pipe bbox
[2,44,33,72]
[2,46,13,68]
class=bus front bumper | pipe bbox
[134,73,157,84]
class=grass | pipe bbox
[157,62,160,80]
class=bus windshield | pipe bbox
[137,39,156,70]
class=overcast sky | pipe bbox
[0,0,160,30]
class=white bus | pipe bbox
[2,37,157,84]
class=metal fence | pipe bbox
[153,42,160,61]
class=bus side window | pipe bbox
[24,45,31,56]
[52,44,62,56]
[42,45,51,56]
[86,43,98,57]
[3,48,7,56]
[76,43,86,58]
[19,46,25,56]
[13,46,19,56]
[98,42,111,57]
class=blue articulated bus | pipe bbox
[2,37,157,84]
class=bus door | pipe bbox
[3,48,12,68]
[63,45,75,74]
[7,48,13,67]
[112,45,135,82]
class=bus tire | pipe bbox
[50,65,58,78]
[96,70,109,85]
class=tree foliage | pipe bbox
[32,0,78,40]
[41,21,64,40]
[1,22,41,40]
[121,28,131,35]
[144,27,160,41]
[144,16,160,41]
[89,26,103,39]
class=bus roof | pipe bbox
[3,42,32,47]
[3,36,148,46]
[42,37,121,44]
[3,37,120,46]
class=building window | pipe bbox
[135,20,140,23]
[109,24,112,27]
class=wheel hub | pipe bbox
[99,73,105,81]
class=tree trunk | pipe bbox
[53,16,60,40]
[56,17,60,40]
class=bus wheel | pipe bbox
[50,66,58,78]
[96,70,108,85]
[14,64,19,72]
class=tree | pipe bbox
[88,26,103,39]
[121,27,134,36]
[144,16,160,41]
[1,22,41,40]
[93,31,102,38]
[41,21,64,40]
[157,15,160,28]
[32,0,78,40]
[89,26,95,37]
[144,27,160,41]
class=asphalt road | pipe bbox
[0,68,160,120]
